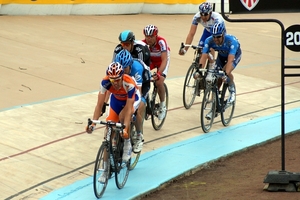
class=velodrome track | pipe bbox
[1,13,300,200]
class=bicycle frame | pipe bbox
[144,76,169,130]
[88,118,129,198]
[199,68,235,133]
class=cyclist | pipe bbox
[142,24,170,120]
[199,22,242,106]
[114,49,151,153]
[179,2,225,56]
[86,62,141,182]
[112,30,151,67]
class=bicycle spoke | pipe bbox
[151,83,168,130]
[200,88,216,133]
[183,64,198,109]
[93,143,109,199]
[221,84,236,126]
[114,136,130,189]
[129,125,140,170]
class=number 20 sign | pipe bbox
[285,25,300,52]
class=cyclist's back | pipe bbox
[133,58,151,99]
[113,30,151,67]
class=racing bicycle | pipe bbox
[198,68,236,133]
[88,117,137,198]
[144,73,169,130]
[180,42,212,109]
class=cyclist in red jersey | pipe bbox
[142,24,170,120]
[86,62,141,183]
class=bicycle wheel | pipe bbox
[200,87,216,133]
[182,63,199,109]
[221,83,236,126]
[129,124,140,170]
[114,133,130,189]
[151,83,169,130]
[93,142,110,199]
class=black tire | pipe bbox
[183,64,199,109]
[93,142,110,199]
[129,124,140,170]
[114,131,130,189]
[221,83,236,126]
[200,87,216,133]
[151,83,168,130]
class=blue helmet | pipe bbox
[211,22,225,36]
[118,30,135,42]
[115,49,133,68]
[199,2,213,14]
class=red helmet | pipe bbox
[143,25,158,36]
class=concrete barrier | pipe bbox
[0,0,229,15]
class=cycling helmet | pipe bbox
[106,62,124,79]
[118,30,135,43]
[199,2,213,14]
[211,22,225,36]
[143,25,158,36]
[115,49,133,68]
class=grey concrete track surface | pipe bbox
[0,13,299,199]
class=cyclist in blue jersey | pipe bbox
[199,22,242,103]
[114,49,151,153]
[179,2,225,56]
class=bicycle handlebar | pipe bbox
[88,118,125,129]
[180,42,202,50]
[198,68,226,76]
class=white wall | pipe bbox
[0,2,229,15]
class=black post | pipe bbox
[220,0,300,192]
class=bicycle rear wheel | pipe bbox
[114,134,130,189]
[183,63,199,109]
[221,83,236,126]
[151,83,169,130]
[93,142,110,199]
[129,124,140,170]
[200,87,216,133]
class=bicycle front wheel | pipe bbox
[151,83,169,130]
[114,134,130,189]
[221,83,236,126]
[200,87,216,133]
[183,63,199,109]
[93,143,110,199]
[129,124,140,170]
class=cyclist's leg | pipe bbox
[118,93,141,161]
[133,99,145,153]
[157,64,169,120]
[199,29,215,63]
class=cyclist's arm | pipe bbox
[92,91,107,121]
[224,54,235,71]
[158,51,168,74]
[199,53,208,68]
[183,24,197,52]
[104,91,110,105]
[123,94,135,133]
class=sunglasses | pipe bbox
[109,77,122,83]
[121,42,131,47]
[200,13,209,16]
[213,35,222,38]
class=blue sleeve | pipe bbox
[202,37,213,54]
[132,61,143,86]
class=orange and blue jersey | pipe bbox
[100,74,139,101]
[100,74,141,123]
